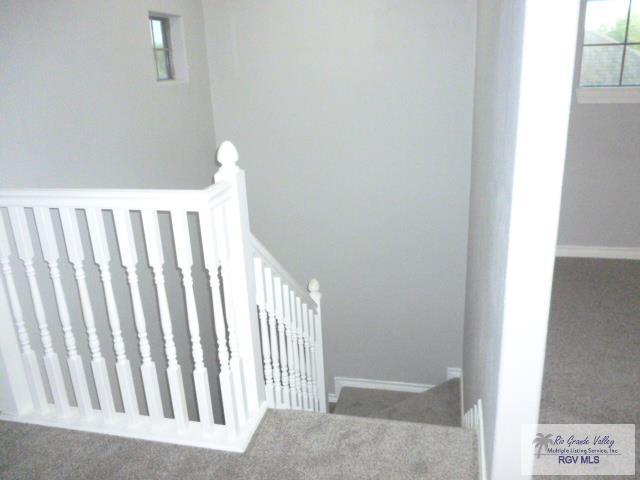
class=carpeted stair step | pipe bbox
[333,387,416,417]
[334,378,461,427]
[374,378,461,427]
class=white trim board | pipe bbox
[446,367,462,380]
[556,245,640,260]
[576,86,640,104]
[328,377,432,404]
[462,399,487,480]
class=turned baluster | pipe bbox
[7,207,70,416]
[170,209,215,431]
[85,208,139,420]
[59,208,115,422]
[198,206,238,435]
[264,267,282,407]
[32,207,93,418]
[302,303,314,411]
[212,204,247,425]
[274,277,290,408]
[0,213,49,414]
[282,284,297,408]
[307,305,319,412]
[253,256,275,407]
[289,290,302,409]
[296,296,309,410]
[113,209,163,420]
[140,209,189,431]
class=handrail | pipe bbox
[250,234,316,307]
[0,183,230,210]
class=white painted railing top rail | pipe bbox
[250,234,315,307]
[0,142,270,452]
[0,184,229,210]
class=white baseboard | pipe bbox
[556,245,640,260]
[446,367,462,380]
[328,376,432,403]
[463,398,487,480]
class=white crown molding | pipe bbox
[328,376,432,404]
[556,245,640,260]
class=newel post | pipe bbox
[214,142,266,412]
[308,278,327,412]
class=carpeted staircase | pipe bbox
[334,378,462,427]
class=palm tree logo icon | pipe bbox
[533,433,554,458]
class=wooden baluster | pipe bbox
[308,279,327,412]
[307,306,319,412]
[296,297,309,410]
[263,267,282,407]
[273,277,290,409]
[170,210,215,431]
[85,208,139,420]
[0,213,49,414]
[289,290,302,409]
[140,210,189,431]
[253,257,275,407]
[198,207,238,435]
[7,207,70,416]
[282,285,298,408]
[59,208,115,422]
[32,207,93,418]
[113,209,163,421]
[302,303,314,411]
[212,205,247,425]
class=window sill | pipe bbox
[576,87,640,104]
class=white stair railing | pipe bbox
[251,235,327,413]
[0,141,326,450]
[0,142,316,451]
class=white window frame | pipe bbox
[576,0,640,104]
[148,12,189,84]
[150,16,174,81]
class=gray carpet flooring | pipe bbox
[536,258,640,479]
[334,379,461,428]
[333,387,416,417]
[0,409,476,479]
[375,378,460,427]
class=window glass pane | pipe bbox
[584,0,631,44]
[580,45,624,85]
[628,0,640,42]
[151,19,166,49]
[155,50,170,80]
[622,45,640,84]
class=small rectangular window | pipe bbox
[149,16,174,81]
[579,0,640,87]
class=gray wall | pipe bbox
[1,0,221,420]
[201,0,477,393]
[0,0,216,189]
[463,0,525,472]
[558,1,640,248]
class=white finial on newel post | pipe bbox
[215,141,240,181]
[308,278,321,306]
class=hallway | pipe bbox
[538,257,640,477]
